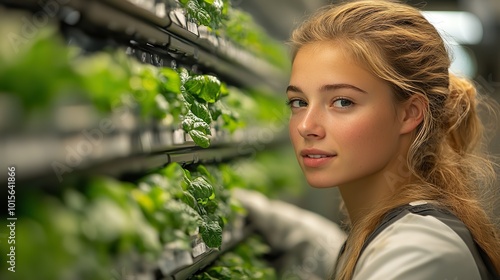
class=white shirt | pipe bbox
[352,213,481,280]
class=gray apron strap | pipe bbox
[356,203,498,280]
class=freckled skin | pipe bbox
[288,42,404,190]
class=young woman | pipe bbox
[282,0,500,279]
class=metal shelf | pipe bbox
[113,216,254,280]
[165,218,254,280]
[0,105,289,184]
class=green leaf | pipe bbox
[178,0,228,29]
[188,177,214,205]
[163,200,200,236]
[204,199,218,215]
[199,235,278,279]
[160,162,185,181]
[200,219,222,248]
[183,167,193,181]
[191,100,212,124]
[186,0,211,26]
[181,191,197,209]
[182,111,211,133]
[184,75,221,103]
[149,186,171,209]
[189,130,211,148]
[86,177,133,208]
[196,165,217,184]
[181,88,196,107]
[220,164,245,189]
[0,28,84,112]
[208,101,223,121]
[178,68,190,84]
[219,83,229,96]
[141,174,167,190]
[131,189,155,215]
[182,110,212,147]
[159,67,181,94]
[221,113,244,133]
[205,267,233,279]
[193,272,223,280]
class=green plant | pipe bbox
[191,235,277,280]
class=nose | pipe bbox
[297,107,325,139]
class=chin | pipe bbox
[305,176,339,189]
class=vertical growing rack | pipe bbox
[0,0,294,279]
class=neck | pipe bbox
[338,157,412,226]
[338,176,389,226]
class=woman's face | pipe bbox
[288,42,404,188]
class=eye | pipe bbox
[286,99,308,108]
[332,98,354,108]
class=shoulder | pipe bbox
[353,213,482,280]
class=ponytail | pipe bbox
[436,73,500,273]
[445,74,483,155]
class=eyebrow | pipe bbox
[286,83,367,94]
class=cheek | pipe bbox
[339,111,399,164]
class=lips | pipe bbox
[300,149,336,168]
[305,154,329,158]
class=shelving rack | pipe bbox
[0,0,289,279]
[0,0,289,183]
[1,0,286,90]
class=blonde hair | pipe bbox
[290,1,500,279]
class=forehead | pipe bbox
[290,42,380,87]
[294,41,352,62]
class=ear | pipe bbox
[399,94,426,135]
